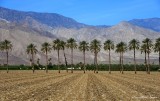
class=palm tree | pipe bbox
[128,39,140,74]
[142,38,152,74]
[60,40,68,72]
[104,40,114,74]
[26,43,38,73]
[79,41,89,73]
[1,40,12,73]
[154,37,160,69]
[115,42,127,74]
[41,42,52,73]
[66,38,77,73]
[53,39,62,73]
[141,43,147,73]
[90,39,101,73]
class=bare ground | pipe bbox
[0,70,160,101]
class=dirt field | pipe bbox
[0,70,160,101]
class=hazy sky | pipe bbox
[0,0,160,25]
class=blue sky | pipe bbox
[0,0,160,25]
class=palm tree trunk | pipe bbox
[119,53,121,73]
[94,55,96,73]
[159,51,160,69]
[71,48,73,73]
[147,52,150,74]
[95,52,98,73]
[32,53,34,73]
[121,52,124,74]
[46,51,48,73]
[63,49,68,72]
[145,51,147,73]
[6,51,9,73]
[134,49,136,74]
[58,50,60,73]
[83,51,86,73]
[109,50,111,74]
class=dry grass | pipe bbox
[0,70,160,101]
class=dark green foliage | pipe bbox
[0,64,159,71]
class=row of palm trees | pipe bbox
[0,38,160,74]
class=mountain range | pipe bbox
[0,6,160,65]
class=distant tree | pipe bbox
[115,42,127,74]
[141,43,147,73]
[104,40,114,74]
[154,37,160,69]
[60,40,68,72]
[41,42,52,73]
[26,43,38,73]
[90,39,101,73]
[79,41,89,73]
[1,40,12,73]
[142,38,153,74]
[53,39,62,73]
[128,39,140,74]
[66,38,77,73]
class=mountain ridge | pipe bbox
[0,7,88,29]
[129,18,160,32]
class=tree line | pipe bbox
[0,38,160,74]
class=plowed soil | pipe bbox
[0,70,160,101]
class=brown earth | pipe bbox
[0,70,160,101]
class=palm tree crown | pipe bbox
[79,41,89,52]
[26,43,38,55]
[41,42,52,53]
[53,39,62,50]
[1,40,12,51]
[154,38,160,52]
[142,38,152,53]
[90,39,101,54]
[60,40,66,50]
[104,40,114,51]
[115,42,127,53]
[128,39,139,51]
[66,38,77,49]
[141,43,147,54]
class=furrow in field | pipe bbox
[85,74,118,101]
[0,73,74,101]
[58,74,88,101]
[0,74,67,91]
[20,74,81,101]
[101,74,160,100]
[112,73,160,87]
